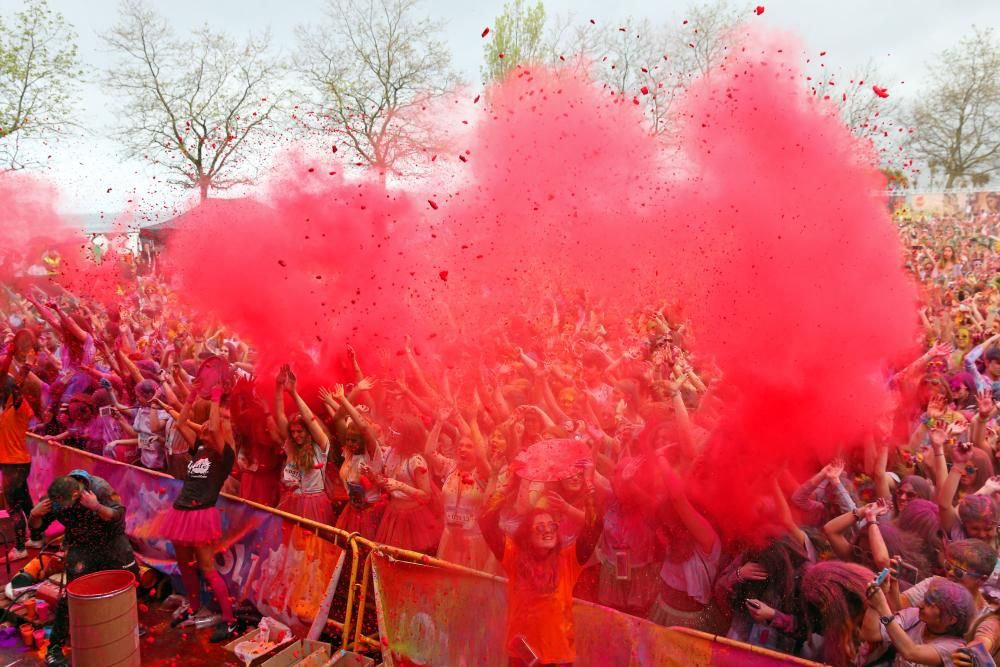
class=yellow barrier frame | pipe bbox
[30,438,824,664]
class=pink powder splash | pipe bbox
[156,29,917,538]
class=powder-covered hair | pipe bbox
[900,475,933,501]
[897,499,941,541]
[958,493,999,526]
[925,579,975,636]
[874,523,932,576]
[946,539,999,579]
[964,448,995,492]
[801,561,873,667]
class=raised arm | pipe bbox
[658,456,716,554]
[273,366,289,440]
[403,335,440,401]
[22,294,62,332]
[937,439,972,534]
[769,477,808,552]
[286,369,329,450]
[479,475,516,561]
[575,460,604,564]
[867,588,947,665]
[322,383,379,457]
[423,408,452,471]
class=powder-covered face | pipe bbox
[896,483,916,512]
[457,439,475,467]
[962,518,996,542]
[530,512,559,550]
[289,423,309,446]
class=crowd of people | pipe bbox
[3,202,1000,666]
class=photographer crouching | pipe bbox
[28,469,138,667]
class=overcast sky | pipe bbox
[11,0,1000,219]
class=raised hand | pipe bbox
[318,387,336,406]
[977,388,996,420]
[356,376,376,392]
[824,459,845,482]
[928,341,954,358]
[926,394,947,419]
[951,441,974,464]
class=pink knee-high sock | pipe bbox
[178,561,202,613]
[203,570,234,623]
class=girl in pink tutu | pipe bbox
[372,414,442,554]
[273,366,335,525]
[319,382,385,539]
[424,408,498,573]
[160,386,239,643]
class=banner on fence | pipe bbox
[26,440,340,631]
[370,553,820,667]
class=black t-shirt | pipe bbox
[40,475,126,548]
[173,442,235,511]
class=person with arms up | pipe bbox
[479,459,604,666]
[0,334,45,561]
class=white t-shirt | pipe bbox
[658,531,721,606]
[134,407,169,469]
[878,607,963,667]
[905,576,995,626]
[282,442,328,494]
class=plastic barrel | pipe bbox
[66,570,140,667]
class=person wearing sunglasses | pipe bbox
[938,443,1000,544]
[897,540,998,634]
[479,458,603,666]
[863,577,974,667]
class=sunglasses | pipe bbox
[965,464,978,475]
[897,490,918,500]
[946,560,986,580]
[534,522,559,536]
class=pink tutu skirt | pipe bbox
[160,506,222,546]
[336,503,384,540]
[375,502,442,554]
[240,470,280,507]
[277,491,335,526]
[437,525,499,574]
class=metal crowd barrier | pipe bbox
[26,437,823,663]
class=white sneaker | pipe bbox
[25,539,43,549]
[5,548,27,561]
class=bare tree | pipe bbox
[811,59,905,170]
[908,26,1000,188]
[295,0,459,178]
[0,0,81,171]
[104,0,284,201]
[544,7,740,136]
[666,0,746,82]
